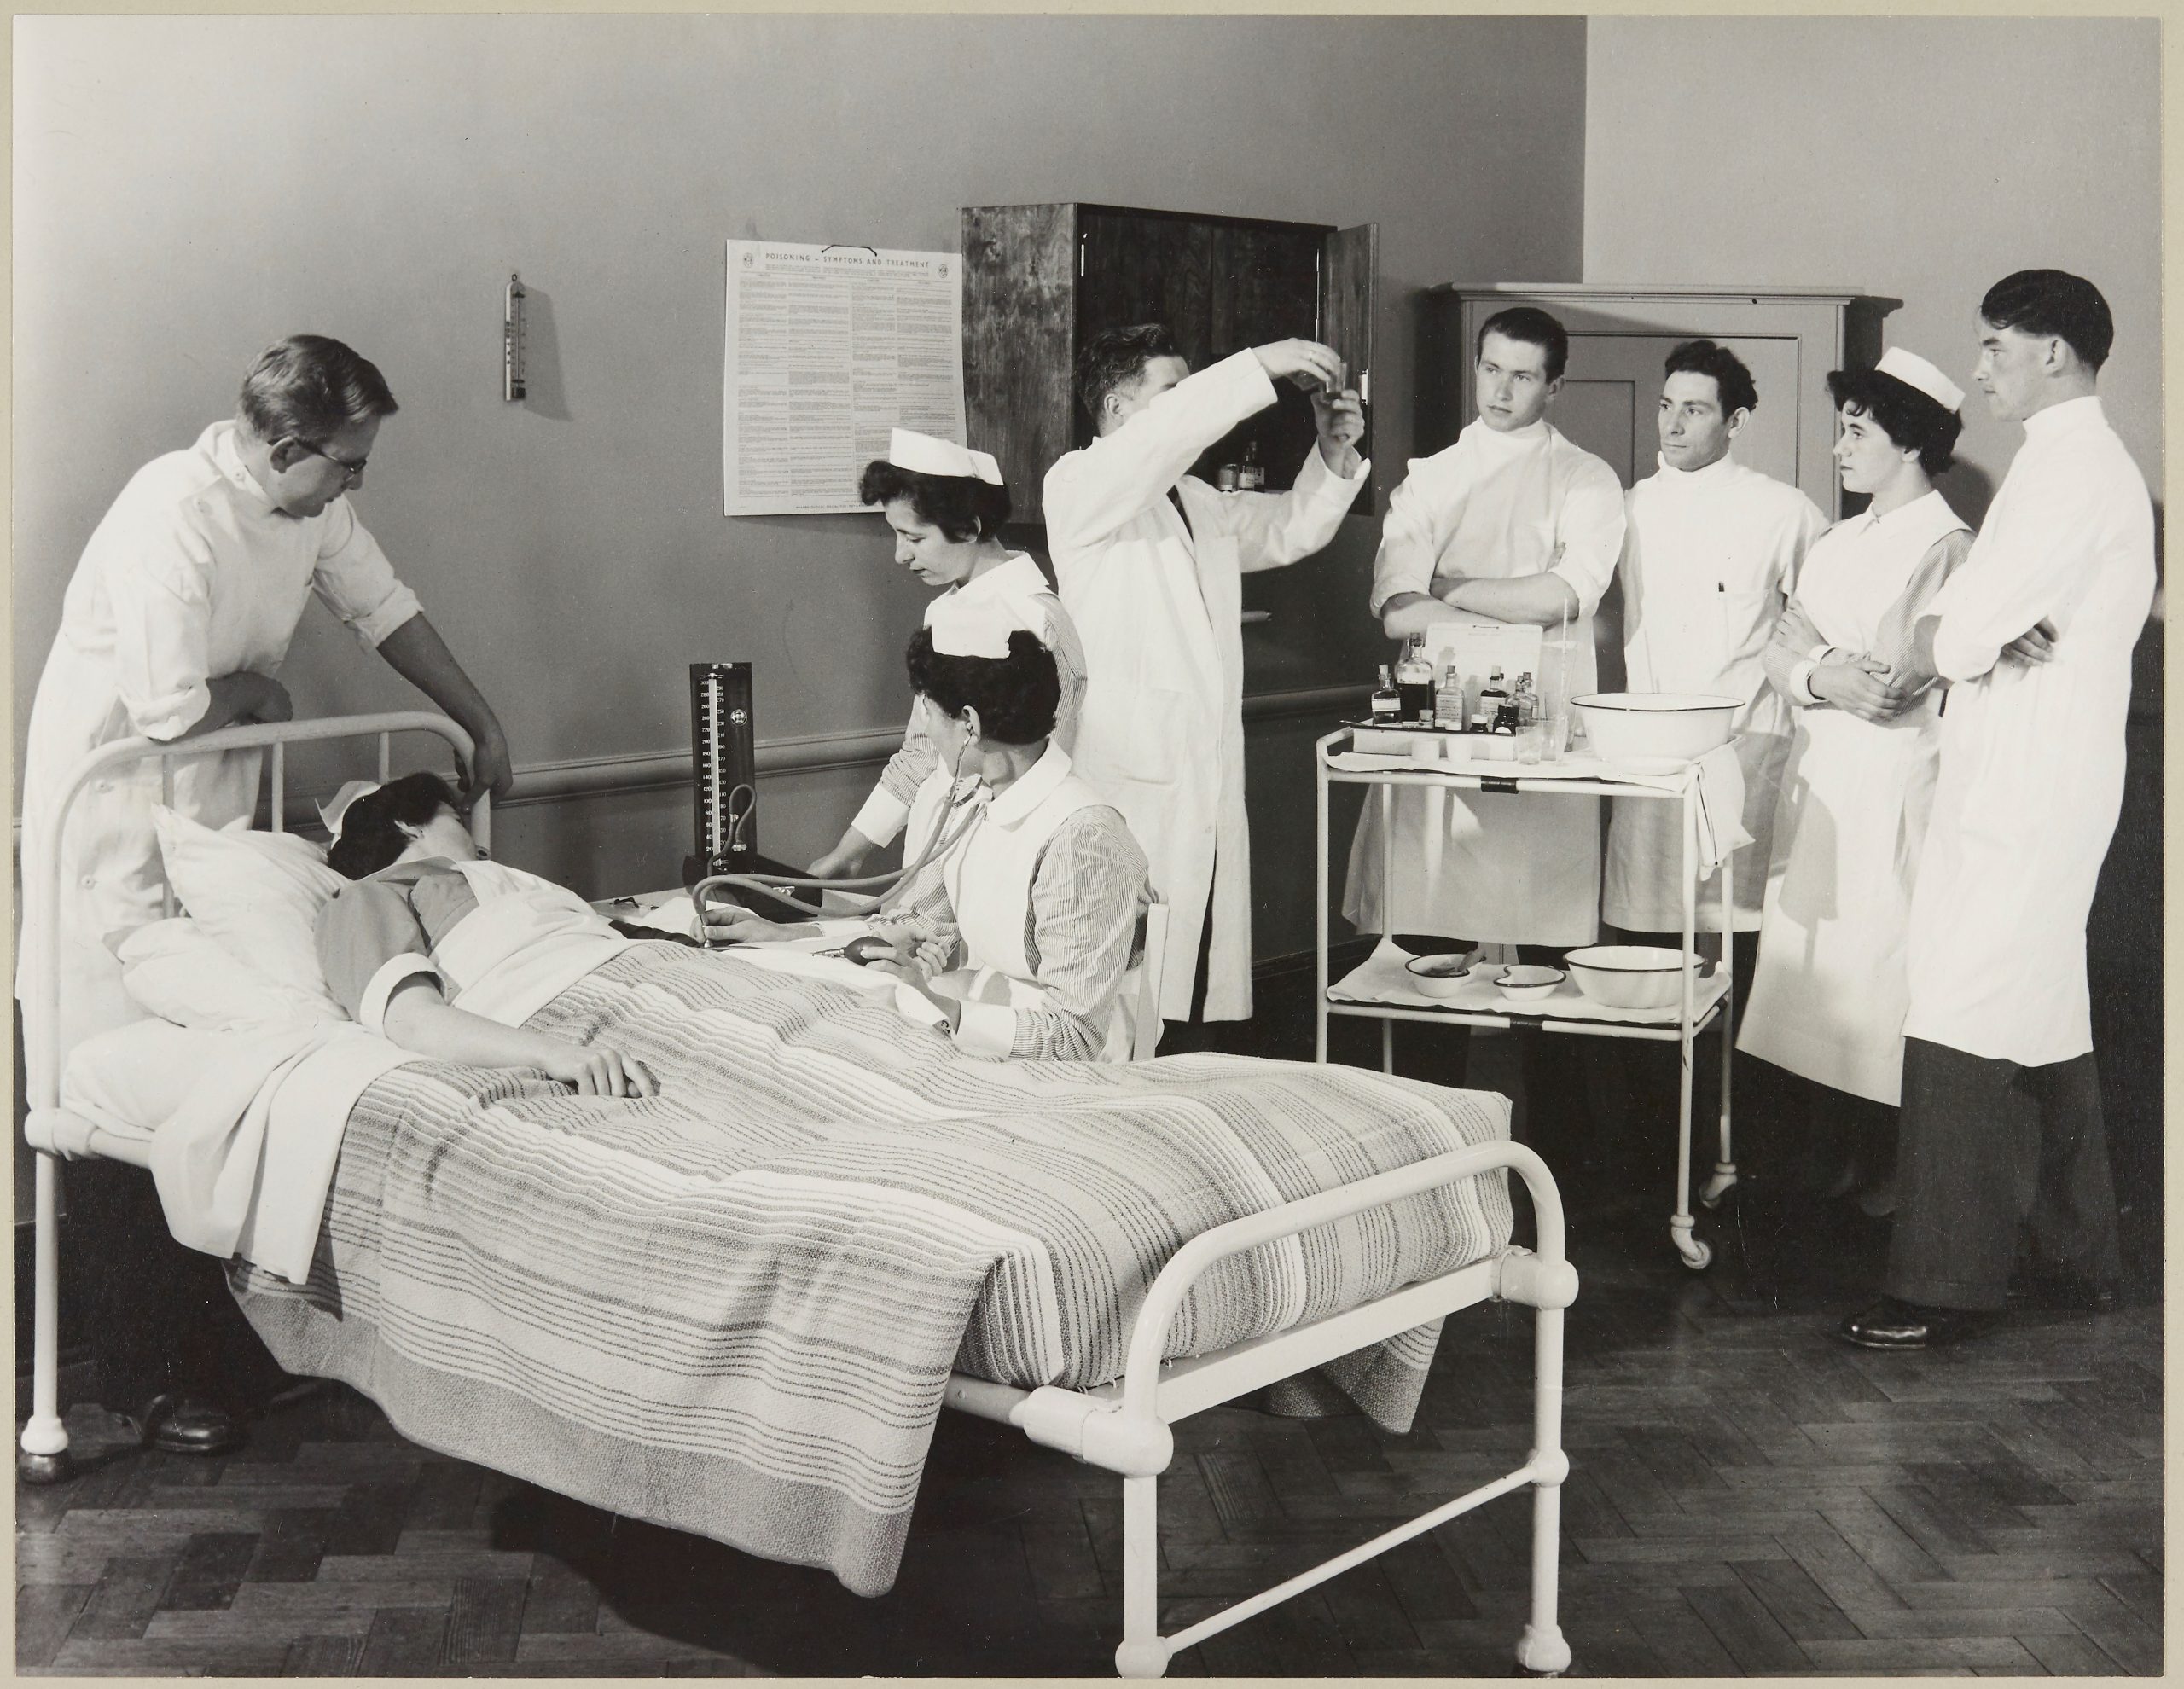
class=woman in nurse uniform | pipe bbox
[718,599,1150,1062]
[1739,351,1972,1198]
[808,429,1085,882]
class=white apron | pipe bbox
[904,746,1138,1062]
[16,421,420,1095]
[1048,350,1368,1021]
[1342,421,1625,946]
[1902,397,2155,1067]
[1739,492,1970,1104]
[1604,456,1825,933]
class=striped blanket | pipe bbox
[231,943,1512,1596]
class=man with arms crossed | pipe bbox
[1344,306,1625,963]
[1839,270,2152,1349]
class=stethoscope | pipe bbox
[689,729,989,946]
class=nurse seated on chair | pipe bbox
[1739,348,1972,1203]
[807,427,1087,883]
[317,775,660,1098]
[709,595,1153,1063]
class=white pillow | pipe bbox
[114,917,346,1031]
[151,806,347,999]
[62,1019,235,1137]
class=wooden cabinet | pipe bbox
[963,203,1377,521]
[1427,284,1893,517]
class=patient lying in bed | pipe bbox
[318,773,663,1097]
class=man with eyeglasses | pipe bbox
[18,333,512,1457]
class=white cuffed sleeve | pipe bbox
[1368,460,1451,617]
[1546,458,1629,618]
[311,499,423,650]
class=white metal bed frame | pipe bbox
[17,711,1579,1680]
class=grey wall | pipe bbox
[1583,15,2163,526]
[14,14,1589,932]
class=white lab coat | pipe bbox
[1605,454,1827,932]
[1903,397,2154,1067]
[1046,351,1368,1020]
[16,421,422,1094]
[1738,491,1971,1104]
[1342,418,1625,945]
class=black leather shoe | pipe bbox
[136,1393,245,1456]
[1834,1296,1986,1350]
[2007,1264,2123,1315]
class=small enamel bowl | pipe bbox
[1404,951,1479,1000]
[1496,964,1567,1005]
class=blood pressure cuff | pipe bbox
[682,851,827,922]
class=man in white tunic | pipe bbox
[1605,340,1827,952]
[1839,271,2152,1349]
[16,334,513,1452]
[1343,307,1625,949]
[1046,325,1367,1035]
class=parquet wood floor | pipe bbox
[15,1014,2165,1675]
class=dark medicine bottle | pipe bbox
[1395,635,1436,723]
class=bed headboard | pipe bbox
[23,711,487,1112]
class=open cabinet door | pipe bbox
[1322,222,1379,514]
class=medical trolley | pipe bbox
[1314,726,1742,1270]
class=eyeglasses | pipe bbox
[300,438,368,481]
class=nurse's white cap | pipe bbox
[928,592,1022,659]
[318,779,380,839]
[888,427,1004,486]
[1875,347,1965,414]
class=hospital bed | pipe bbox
[19,711,1578,1678]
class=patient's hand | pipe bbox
[541,1042,659,1099]
[701,906,780,946]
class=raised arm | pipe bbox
[1043,351,1281,548]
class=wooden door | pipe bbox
[1077,208,1327,491]
[1321,222,1378,514]
[961,203,1080,521]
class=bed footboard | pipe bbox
[946,1139,1577,1678]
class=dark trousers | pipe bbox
[1886,1036,2123,1312]
[70,1158,261,1411]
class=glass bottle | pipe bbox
[1435,664,1466,730]
[1238,440,1265,492]
[1397,636,1435,723]
[1370,663,1401,721]
[1479,665,1509,727]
